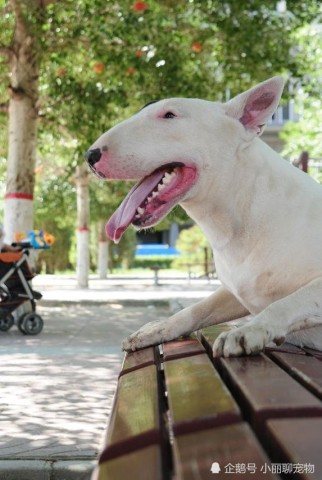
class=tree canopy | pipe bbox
[2,0,320,146]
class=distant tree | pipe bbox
[280,20,322,167]
[173,224,212,273]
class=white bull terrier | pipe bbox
[86,76,322,357]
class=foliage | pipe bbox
[31,131,77,272]
[109,227,137,269]
[132,257,174,269]
[281,20,322,167]
[36,225,73,273]
[281,96,322,161]
[33,196,75,273]
[172,224,212,271]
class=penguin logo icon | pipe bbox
[210,462,221,474]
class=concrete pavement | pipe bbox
[32,273,220,304]
[0,273,220,479]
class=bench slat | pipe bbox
[302,347,322,361]
[162,337,205,361]
[120,347,156,376]
[198,325,233,356]
[219,355,322,432]
[265,342,306,355]
[94,445,163,480]
[268,352,322,400]
[164,353,241,435]
[267,418,322,479]
[99,364,161,462]
[173,422,280,479]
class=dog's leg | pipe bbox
[213,276,322,357]
[122,286,249,351]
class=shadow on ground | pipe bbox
[0,302,169,469]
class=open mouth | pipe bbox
[105,162,198,243]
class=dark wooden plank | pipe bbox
[219,354,322,433]
[162,337,205,361]
[164,353,241,435]
[173,422,280,480]
[302,347,322,361]
[267,418,322,479]
[99,365,161,462]
[269,352,322,400]
[120,347,156,376]
[198,324,233,356]
[265,342,306,355]
[94,445,163,480]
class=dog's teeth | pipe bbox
[152,191,158,198]
[137,207,144,215]
[158,183,165,191]
[147,195,153,202]
[163,171,176,184]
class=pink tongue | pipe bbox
[105,170,165,243]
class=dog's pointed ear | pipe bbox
[225,76,286,136]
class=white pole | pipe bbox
[76,228,90,288]
[97,220,108,279]
[75,165,90,288]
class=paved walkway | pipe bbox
[0,273,220,479]
[32,273,219,304]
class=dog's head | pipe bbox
[85,76,285,243]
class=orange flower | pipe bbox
[127,67,137,75]
[56,67,66,77]
[93,62,105,74]
[191,42,203,53]
[132,1,148,12]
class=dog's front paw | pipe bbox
[213,324,285,357]
[122,320,168,352]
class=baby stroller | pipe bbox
[0,248,44,335]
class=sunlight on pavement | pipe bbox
[0,302,169,462]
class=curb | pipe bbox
[38,298,170,308]
[0,459,96,480]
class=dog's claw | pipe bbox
[212,332,228,357]
[122,320,168,352]
[213,325,274,357]
[121,337,136,352]
[122,332,151,352]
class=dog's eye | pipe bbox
[164,111,176,119]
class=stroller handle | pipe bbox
[12,240,52,251]
[11,242,33,254]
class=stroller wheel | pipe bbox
[18,313,44,335]
[0,313,14,331]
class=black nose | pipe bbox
[85,148,102,166]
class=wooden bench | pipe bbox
[92,325,322,479]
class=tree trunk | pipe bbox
[4,1,41,243]
[75,165,90,288]
[5,93,38,242]
[98,220,108,279]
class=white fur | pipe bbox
[88,77,322,356]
